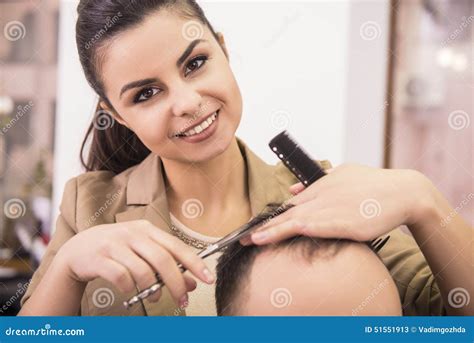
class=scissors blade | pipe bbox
[199,202,295,259]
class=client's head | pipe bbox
[215,236,402,316]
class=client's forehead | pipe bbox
[240,243,401,316]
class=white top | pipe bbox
[169,213,223,316]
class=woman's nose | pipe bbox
[169,85,202,118]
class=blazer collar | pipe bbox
[121,136,287,216]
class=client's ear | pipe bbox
[98,100,130,129]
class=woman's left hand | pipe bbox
[241,163,433,245]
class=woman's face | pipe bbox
[99,10,243,163]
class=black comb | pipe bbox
[269,130,326,186]
[268,130,390,254]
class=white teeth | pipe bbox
[181,111,218,137]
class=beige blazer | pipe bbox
[21,138,446,316]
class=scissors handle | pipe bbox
[123,263,184,308]
[123,244,218,308]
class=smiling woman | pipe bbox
[77,1,242,173]
[18,0,473,318]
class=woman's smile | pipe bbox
[174,109,220,143]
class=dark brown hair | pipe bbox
[215,236,357,316]
[215,203,379,316]
[76,0,220,174]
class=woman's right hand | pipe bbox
[55,219,214,307]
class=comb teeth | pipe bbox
[269,130,326,186]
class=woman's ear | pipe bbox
[99,101,130,129]
[216,32,229,60]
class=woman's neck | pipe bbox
[161,138,250,235]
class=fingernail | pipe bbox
[203,268,214,283]
[252,231,268,242]
[179,294,188,308]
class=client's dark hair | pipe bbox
[215,202,384,316]
[215,235,357,316]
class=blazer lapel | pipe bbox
[237,137,291,216]
[238,137,333,216]
[114,153,182,316]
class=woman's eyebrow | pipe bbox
[119,78,158,99]
[176,38,206,67]
[119,39,207,99]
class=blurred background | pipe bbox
[0,0,472,315]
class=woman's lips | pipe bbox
[175,110,220,143]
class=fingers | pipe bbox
[106,236,200,306]
[249,201,338,244]
[109,247,163,302]
[183,273,197,292]
[129,238,189,306]
[258,204,299,232]
[288,168,335,195]
[251,219,308,245]
[99,258,135,294]
[240,202,304,246]
[144,225,214,285]
[289,182,305,195]
[251,209,356,245]
[239,235,253,246]
[287,167,335,205]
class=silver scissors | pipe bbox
[123,202,294,308]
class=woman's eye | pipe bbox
[184,56,208,76]
[134,87,160,103]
